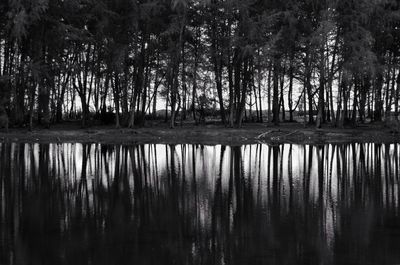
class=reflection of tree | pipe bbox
[0,143,400,264]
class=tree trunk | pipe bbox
[267,66,272,123]
[80,94,88,128]
[228,59,234,127]
[29,84,37,131]
[351,77,358,126]
[279,65,286,122]
[316,46,325,128]
[113,73,121,128]
[395,72,400,119]
[374,73,383,121]
[272,57,280,126]
[236,57,251,128]
[257,62,263,123]
[288,58,294,122]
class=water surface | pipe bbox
[0,143,399,265]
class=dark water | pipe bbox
[0,143,400,265]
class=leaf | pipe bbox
[11,9,28,39]
[172,0,187,11]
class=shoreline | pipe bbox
[0,123,399,145]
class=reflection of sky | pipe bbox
[18,142,400,215]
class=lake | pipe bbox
[0,143,399,265]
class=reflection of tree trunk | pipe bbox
[225,147,234,264]
[257,144,263,188]
[272,146,280,221]
[328,145,336,197]
[383,144,391,208]
[304,146,313,209]
[233,146,243,217]
[211,146,225,261]
[317,146,324,219]
[288,145,293,209]
[394,145,399,201]
[81,145,91,217]
[129,147,142,194]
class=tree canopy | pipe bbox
[0,0,399,129]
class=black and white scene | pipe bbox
[1,0,400,264]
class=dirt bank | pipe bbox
[0,122,399,145]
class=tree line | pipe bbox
[0,0,399,129]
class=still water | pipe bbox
[0,143,399,265]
